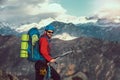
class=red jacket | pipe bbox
[39,34,52,62]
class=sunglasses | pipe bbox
[47,31,54,34]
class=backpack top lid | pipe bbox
[28,27,40,38]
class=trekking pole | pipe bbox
[55,50,73,60]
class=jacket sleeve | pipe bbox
[39,37,52,62]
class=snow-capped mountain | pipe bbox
[50,21,120,41]
[0,17,120,41]
[16,18,55,33]
[15,16,97,33]
[0,22,18,35]
[96,18,120,26]
[15,16,120,36]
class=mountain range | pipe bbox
[0,35,119,80]
[0,19,120,42]
[0,18,120,80]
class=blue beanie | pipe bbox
[45,25,55,31]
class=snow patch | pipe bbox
[53,33,77,40]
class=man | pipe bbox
[35,25,60,80]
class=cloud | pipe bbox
[97,9,120,18]
[93,0,120,22]
[24,3,66,15]
[0,0,66,25]
[0,0,7,4]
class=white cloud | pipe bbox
[0,0,66,24]
[94,0,120,23]
[24,3,66,15]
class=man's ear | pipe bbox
[44,31,47,34]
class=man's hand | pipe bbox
[50,59,56,63]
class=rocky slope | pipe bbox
[0,35,119,80]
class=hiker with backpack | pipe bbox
[35,25,61,80]
[20,25,60,80]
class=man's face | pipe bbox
[45,30,54,38]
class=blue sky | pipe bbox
[58,0,95,16]
[58,0,120,17]
[0,0,120,25]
